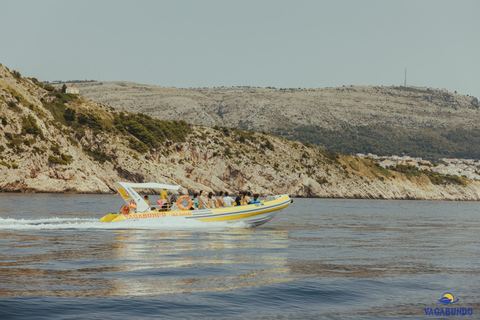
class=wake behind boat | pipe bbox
[100,182,293,227]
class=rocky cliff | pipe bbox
[65,81,480,159]
[2,64,480,200]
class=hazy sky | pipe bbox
[2,0,479,98]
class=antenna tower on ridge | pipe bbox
[404,67,407,86]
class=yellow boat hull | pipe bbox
[101,195,292,227]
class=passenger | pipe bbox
[193,192,199,210]
[217,191,225,207]
[235,192,243,206]
[198,190,208,209]
[223,192,234,207]
[250,194,261,204]
[207,191,216,208]
[170,195,179,211]
[160,188,170,210]
[243,191,251,205]
[144,195,150,205]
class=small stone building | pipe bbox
[66,87,79,94]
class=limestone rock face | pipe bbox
[2,65,480,200]
[2,122,480,200]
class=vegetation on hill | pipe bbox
[0,63,474,195]
[272,124,480,161]
[72,81,480,160]
[113,112,190,153]
[0,67,192,169]
[37,85,191,155]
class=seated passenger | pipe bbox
[243,191,251,205]
[193,192,199,210]
[223,192,234,207]
[144,195,150,205]
[198,190,208,209]
[217,191,225,207]
[235,192,243,206]
[207,191,216,209]
[250,194,261,204]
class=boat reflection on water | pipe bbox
[105,227,293,296]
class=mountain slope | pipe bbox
[66,81,480,159]
[2,64,480,200]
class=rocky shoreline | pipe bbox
[2,64,480,201]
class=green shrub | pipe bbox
[11,162,18,169]
[129,138,149,153]
[222,127,230,136]
[317,177,329,184]
[50,145,61,155]
[44,84,55,92]
[83,148,111,164]
[1,116,7,126]
[11,70,21,79]
[77,113,103,131]
[48,155,65,164]
[262,139,275,151]
[61,153,73,163]
[373,163,391,177]
[8,101,21,112]
[0,160,10,168]
[43,99,66,124]
[423,171,467,187]
[42,92,78,126]
[48,153,72,165]
[388,164,466,186]
[67,136,78,147]
[63,108,76,122]
[33,146,46,154]
[234,129,257,144]
[21,115,43,136]
[114,112,191,152]
[322,151,340,164]
[303,141,314,148]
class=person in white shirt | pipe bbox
[222,192,235,207]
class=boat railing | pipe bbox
[265,194,290,202]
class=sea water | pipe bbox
[0,194,479,319]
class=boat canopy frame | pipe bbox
[113,182,181,213]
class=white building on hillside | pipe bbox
[66,87,79,94]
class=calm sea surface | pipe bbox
[0,194,479,319]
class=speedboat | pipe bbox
[100,182,293,227]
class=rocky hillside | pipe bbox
[65,81,480,159]
[2,63,480,200]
